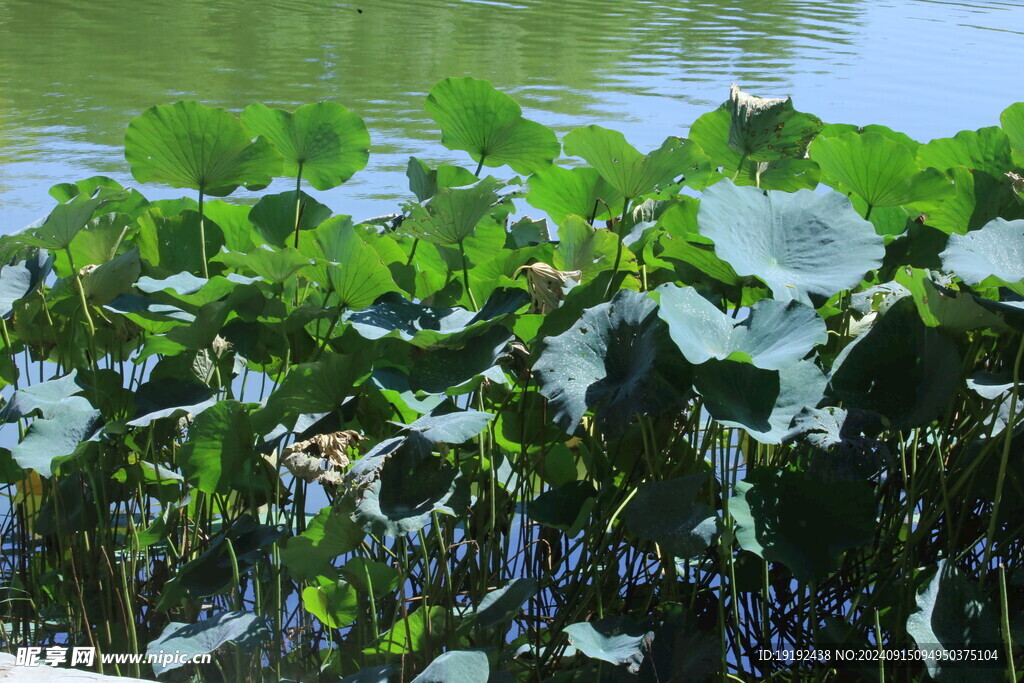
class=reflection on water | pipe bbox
[0,0,1022,229]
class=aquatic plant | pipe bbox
[0,78,1021,681]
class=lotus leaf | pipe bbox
[11,400,100,477]
[425,77,559,174]
[282,504,365,580]
[472,578,539,630]
[147,611,269,676]
[249,190,332,247]
[730,468,876,582]
[653,284,825,370]
[940,217,1024,285]
[363,605,449,655]
[125,101,281,196]
[564,617,654,674]
[621,473,718,559]
[809,132,952,208]
[127,378,216,427]
[726,84,823,161]
[526,164,624,222]
[406,156,478,202]
[412,651,490,683]
[563,125,705,202]
[399,176,503,245]
[241,102,370,191]
[302,580,359,629]
[906,561,1000,681]
[697,179,884,303]
[533,289,691,436]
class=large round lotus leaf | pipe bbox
[526,165,624,223]
[399,176,503,245]
[730,467,876,582]
[697,179,885,304]
[695,359,827,444]
[249,190,332,248]
[241,102,369,191]
[564,617,654,675]
[125,101,281,197]
[915,126,1013,178]
[653,284,825,370]
[940,217,1024,285]
[563,125,706,200]
[906,561,1000,681]
[809,132,952,208]
[412,651,490,683]
[425,77,559,174]
[621,473,719,559]
[533,289,691,437]
[346,437,463,538]
[829,298,961,429]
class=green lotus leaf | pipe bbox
[730,467,876,582]
[241,102,369,191]
[940,217,1024,285]
[830,298,961,429]
[81,246,141,305]
[527,480,597,535]
[653,284,825,370]
[526,165,624,223]
[732,157,821,192]
[895,267,1009,331]
[147,611,269,676]
[471,578,539,630]
[1000,102,1024,160]
[906,561,1000,681]
[364,605,449,655]
[916,126,1013,178]
[696,359,827,444]
[281,504,365,580]
[265,352,373,423]
[399,176,503,245]
[425,77,559,174]
[809,132,953,208]
[15,190,121,250]
[203,200,257,252]
[11,399,100,477]
[49,176,150,219]
[698,179,884,303]
[406,157,478,202]
[552,214,630,282]
[249,190,332,247]
[340,557,400,598]
[347,437,462,538]
[127,378,216,427]
[343,288,528,349]
[412,651,490,683]
[302,580,359,629]
[125,101,281,196]
[621,473,718,559]
[819,122,922,150]
[300,217,398,309]
[136,208,225,278]
[563,125,705,200]
[533,289,692,437]
[179,400,254,495]
[214,245,311,284]
[564,617,654,674]
[409,327,510,395]
[726,84,823,162]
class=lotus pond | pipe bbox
[0,78,1023,681]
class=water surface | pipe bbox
[1,0,1021,230]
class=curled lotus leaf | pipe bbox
[653,284,826,370]
[726,83,823,162]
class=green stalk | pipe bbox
[474,155,486,177]
[66,248,96,338]
[457,240,478,310]
[293,163,304,249]
[604,197,630,299]
[198,189,208,278]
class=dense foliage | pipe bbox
[1,79,1022,681]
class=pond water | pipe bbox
[1,0,1022,232]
